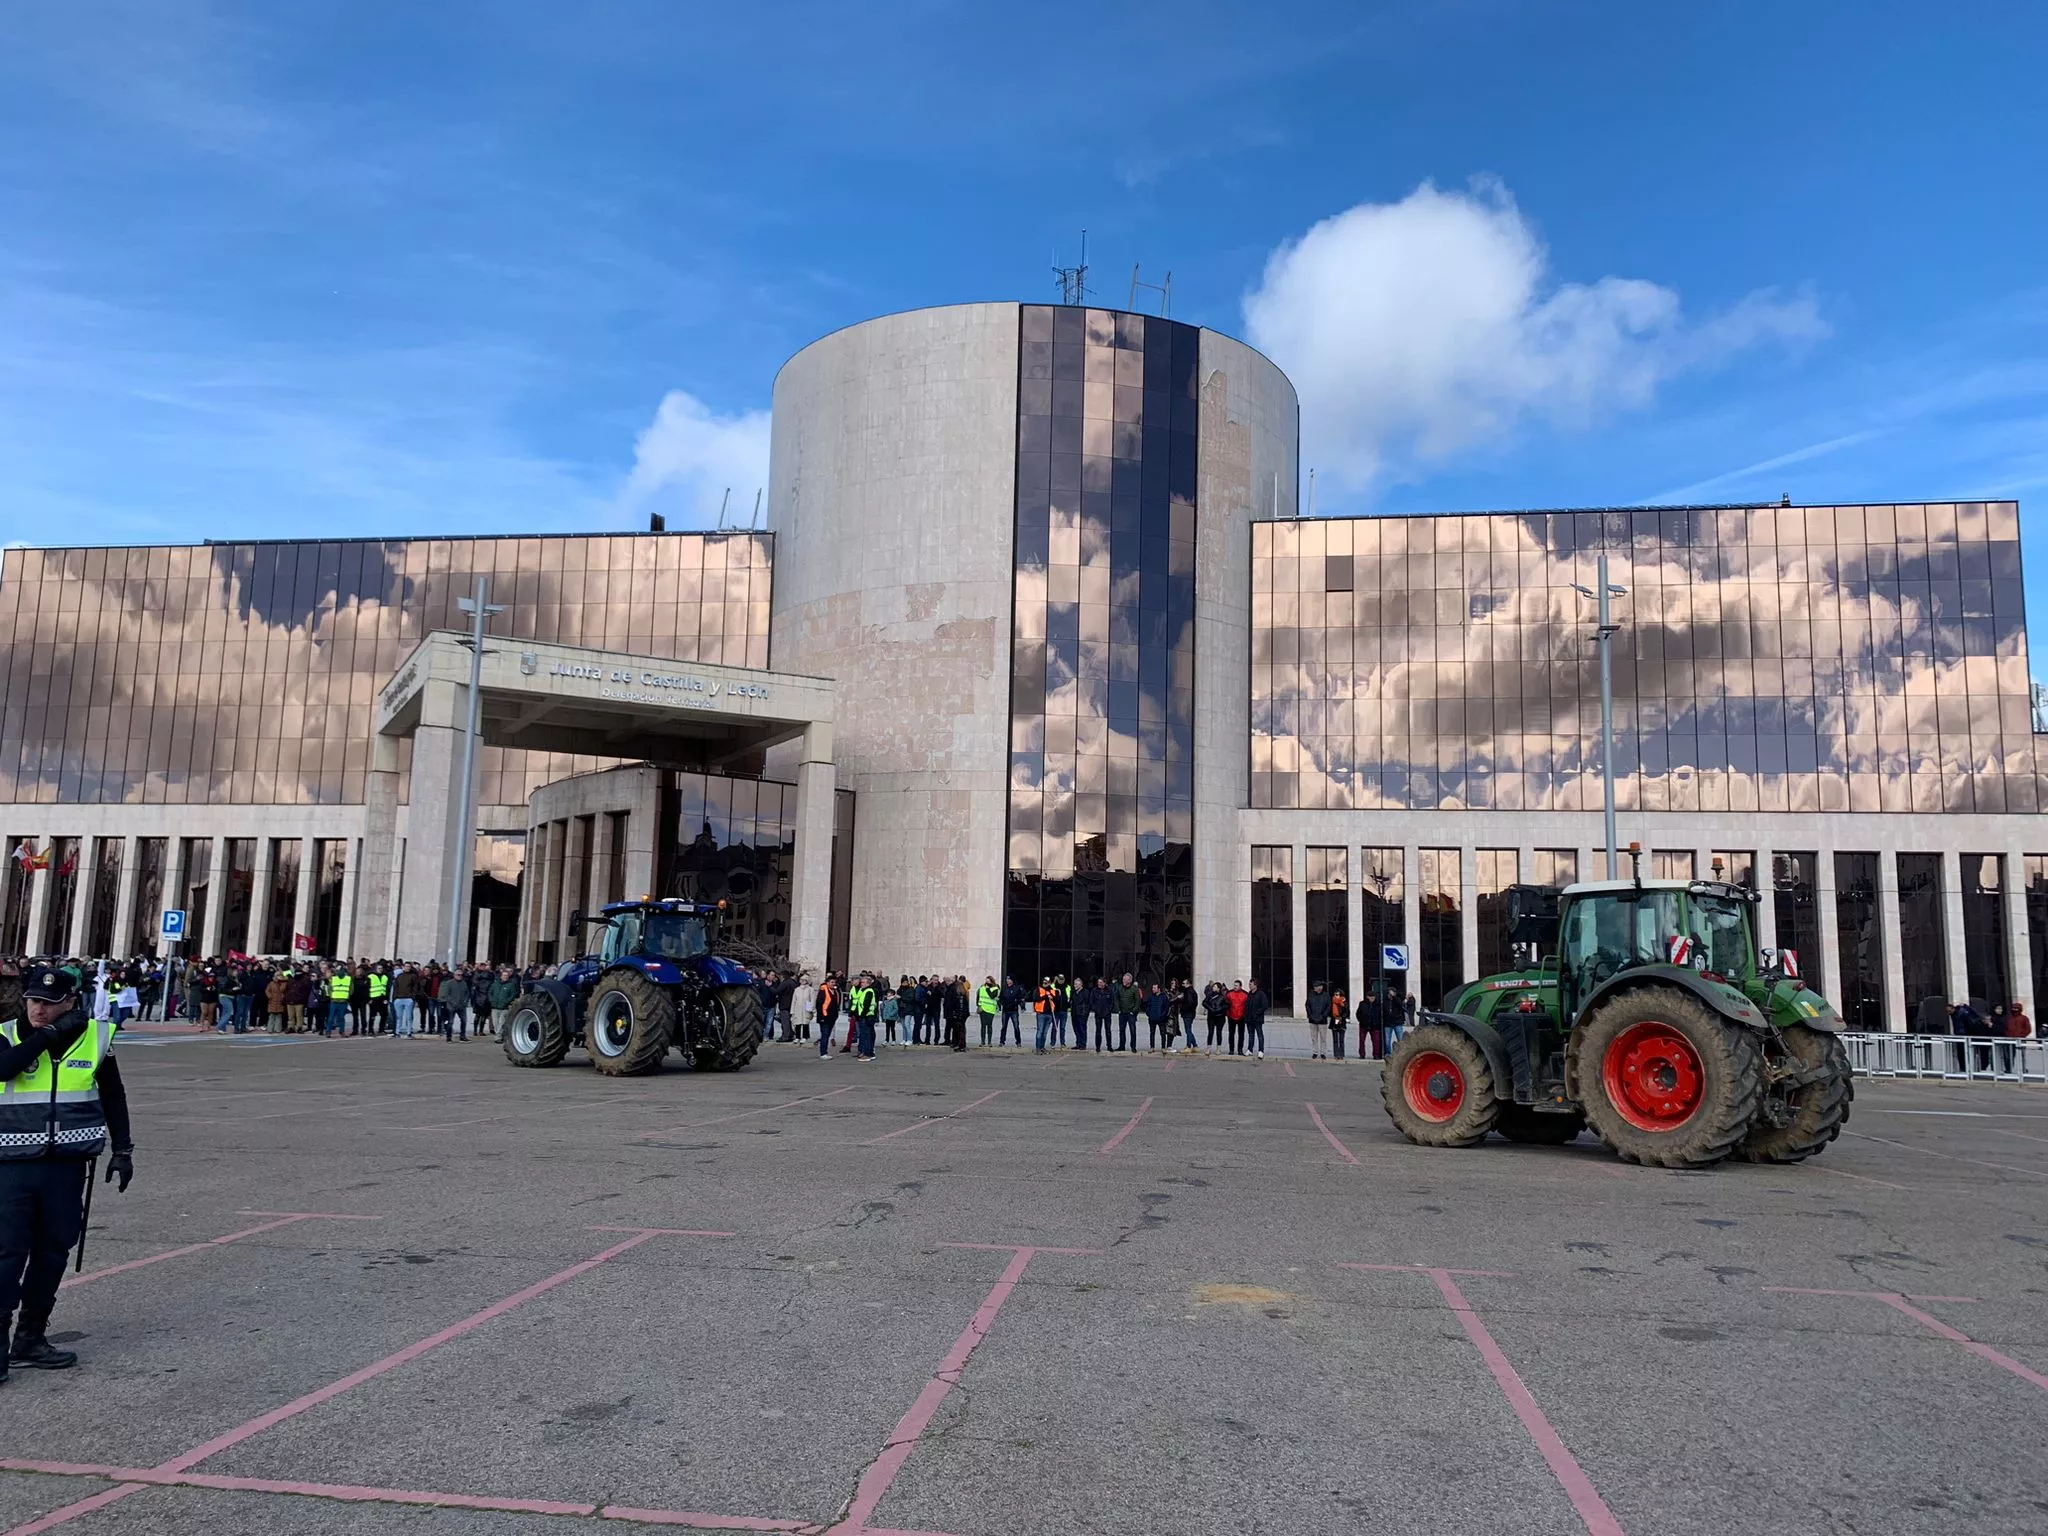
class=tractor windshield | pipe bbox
[1560,888,1685,1009]
[643,911,709,961]
[1685,892,1753,980]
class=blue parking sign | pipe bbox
[160,909,186,940]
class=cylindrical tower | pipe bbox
[767,301,1299,986]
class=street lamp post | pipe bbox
[1573,555,1629,880]
[448,578,505,964]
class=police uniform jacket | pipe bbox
[0,1005,132,1161]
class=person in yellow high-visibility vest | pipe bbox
[0,965,134,1382]
[323,968,352,1036]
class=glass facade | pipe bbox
[1651,850,1695,880]
[1897,852,1946,1024]
[86,837,122,957]
[667,771,799,962]
[1474,849,1517,977]
[1251,503,2037,815]
[1531,849,1578,888]
[1003,304,1198,988]
[1305,847,1347,994]
[263,839,301,956]
[129,838,166,953]
[1960,854,2009,1008]
[0,532,771,810]
[1832,852,1884,1030]
[1710,849,1757,889]
[1772,851,1821,970]
[2027,857,2048,1021]
[1250,846,1290,1003]
[1419,848,1460,1007]
[1360,846,1403,994]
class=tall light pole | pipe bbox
[1573,556,1629,879]
[448,578,505,963]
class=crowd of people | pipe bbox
[752,971,1423,1062]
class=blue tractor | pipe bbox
[501,898,765,1075]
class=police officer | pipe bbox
[0,966,133,1384]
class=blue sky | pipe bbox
[2,2,2045,600]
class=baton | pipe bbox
[74,1156,98,1273]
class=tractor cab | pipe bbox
[597,900,715,966]
[1554,879,1758,1020]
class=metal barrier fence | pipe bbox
[1840,1031,2048,1084]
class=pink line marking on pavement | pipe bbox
[1805,1163,1910,1191]
[599,1509,814,1530]
[588,1227,738,1237]
[156,1229,668,1474]
[861,1090,1002,1145]
[1764,1288,2048,1394]
[0,1482,149,1535]
[644,1085,856,1138]
[826,1245,1098,1535]
[1422,1268,1627,1536]
[1845,1129,2048,1180]
[1099,1096,1154,1154]
[1306,1102,1359,1165]
[1342,1262,1516,1278]
[65,1210,380,1288]
[1282,1060,1297,1078]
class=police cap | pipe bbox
[21,966,79,1002]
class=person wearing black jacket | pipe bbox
[942,976,969,1051]
[1202,983,1228,1051]
[0,965,135,1382]
[1244,980,1269,1058]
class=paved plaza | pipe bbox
[2,1033,2046,1536]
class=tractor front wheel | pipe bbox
[692,985,765,1071]
[501,991,569,1068]
[586,968,675,1076]
[1380,1024,1500,1147]
[1571,988,1762,1168]
[1740,1024,1853,1163]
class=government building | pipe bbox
[1,300,2042,1033]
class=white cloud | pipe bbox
[619,389,771,527]
[1242,178,1825,494]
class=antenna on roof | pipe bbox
[1307,468,1317,520]
[750,489,763,530]
[1053,230,1089,306]
[1128,263,1172,317]
[717,487,731,529]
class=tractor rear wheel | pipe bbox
[692,985,765,1071]
[501,991,569,1068]
[1381,1024,1500,1147]
[1496,1105,1586,1145]
[1571,987,1762,1168]
[585,968,675,1076]
[1739,1024,1853,1163]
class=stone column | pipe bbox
[558,816,591,956]
[109,836,140,958]
[357,735,402,963]
[1941,849,1970,1005]
[1226,839,1253,985]
[623,771,661,898]
[1401,844,1421,1003]
[160,837,188,960]
[199,835,228,956]
[788,723,837,978]
[1288,843,1307,1014]
[24,857,50,957]
[247,838,276,957]
[293,837,317,954]
[1755,843,1777,954]
[1816,847,1842,1013]
[336,837,363,959]
[66,842,97,957]
[2004,847,2031,1017]
[394,679,467,963]
[473,906,493,966]
[1458,845,1479,985]
[1345,853,1365,1019]
[536,820,562,961]
[1878,850,1907,1033]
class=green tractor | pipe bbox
[1381,869,1852,1167]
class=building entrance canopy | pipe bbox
[365,632,837,966]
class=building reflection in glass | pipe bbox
[1251,503,2038,815]
[0,533,773,810]
[1004,305,1197,986]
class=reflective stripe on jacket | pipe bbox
[0,1014,111,1160]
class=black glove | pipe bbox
[105,1149,133,1192]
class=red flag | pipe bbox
[292,933,317,954]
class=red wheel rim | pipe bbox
[1601,1021,1704,1132]
[1402,1050,1465,1123]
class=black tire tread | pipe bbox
[501,990,569,1068]
[587,968,674,1076]
[1570,986,1763,1169]
[1380,1023,1502,1148]
[1739,1024,1854,1163]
